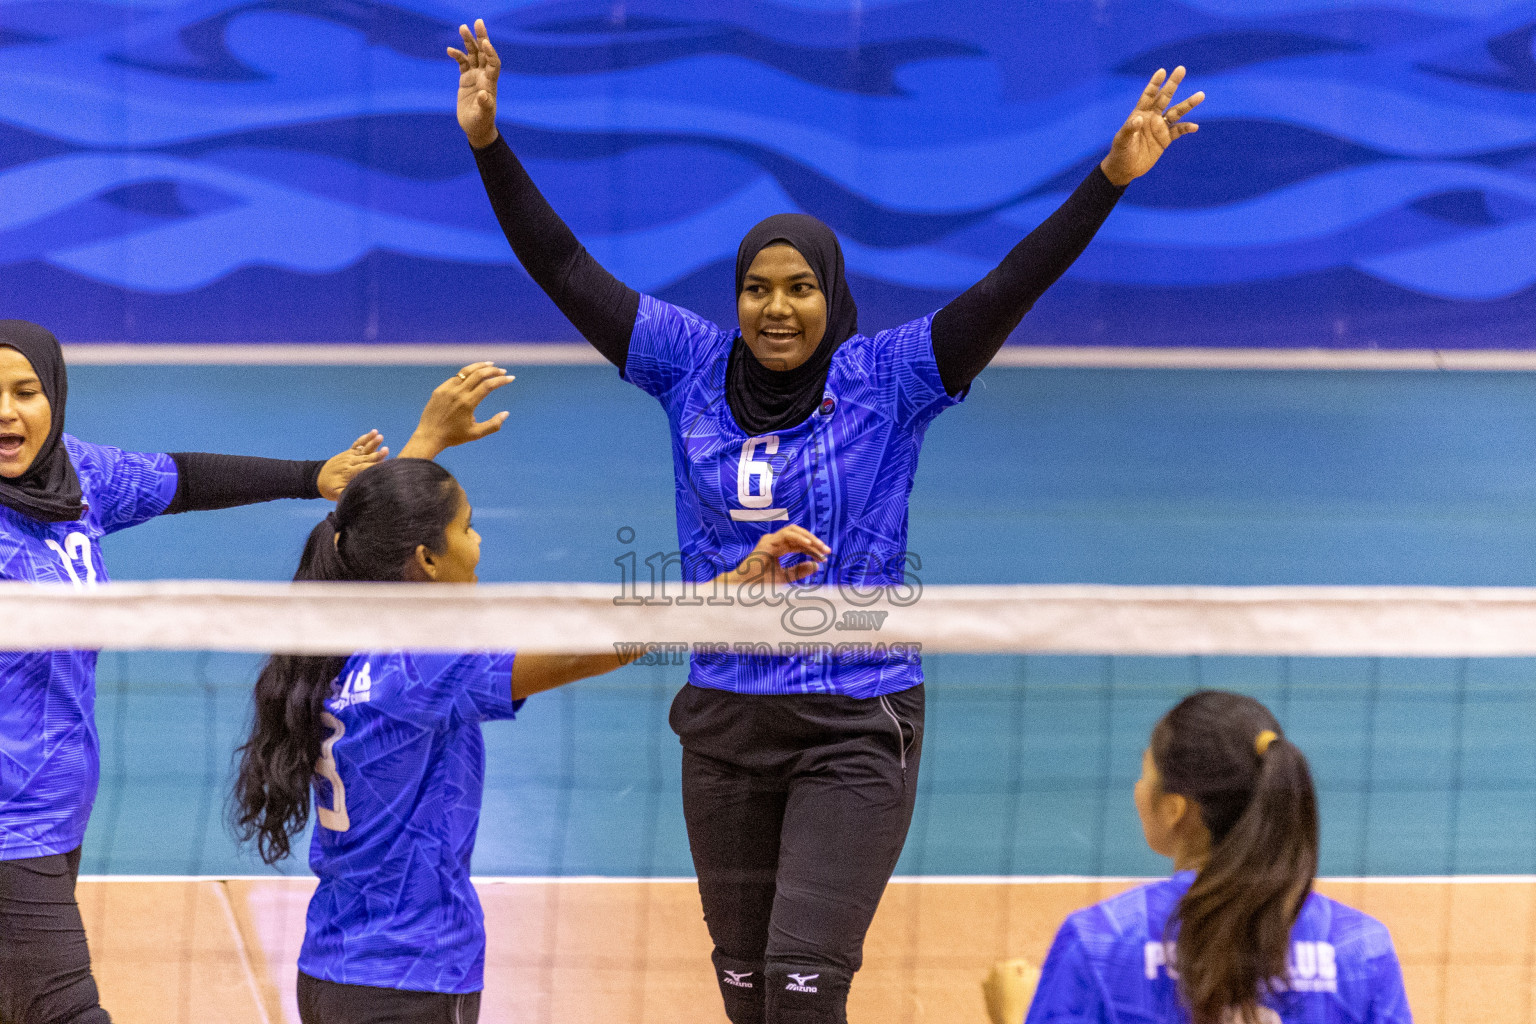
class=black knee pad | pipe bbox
[711,950,767,1024]
[764,961,852,1024]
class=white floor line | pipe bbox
[213,880,274,1024]
[57,343,1536,371]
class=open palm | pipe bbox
[1100,66,1204,187]
[449,19,501,149]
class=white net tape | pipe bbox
[10,581,1536,655]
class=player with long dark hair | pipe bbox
[232,454,826,1024]
[0,322,502,1024]
[448,21,1203,1024]
[1025,690,1410,1024]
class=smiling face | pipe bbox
[738,243,828,371]
[412,485,482,584]
[0,345,51,480]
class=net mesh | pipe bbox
[81,649,1536,881]
[20,586,1536,1023]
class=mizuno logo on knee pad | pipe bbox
[723,970,755,989]
[785,973,820,993]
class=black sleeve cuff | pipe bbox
[471,132,511,165]
[1083,164,1128,207]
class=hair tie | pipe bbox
[1255,729,1279,756]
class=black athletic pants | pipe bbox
[296,973,480,1024]
[0,847,110,1024]
[671,682,924,1024]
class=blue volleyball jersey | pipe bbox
[1026,873,1412,1024]
[299,650,522,994]
[0,436,177,860]
[622,295,963,697]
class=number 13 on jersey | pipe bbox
[316,712,350,832]
[731,436,788,522]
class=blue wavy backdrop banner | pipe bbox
[5,0,1536,347]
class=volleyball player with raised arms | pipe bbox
[1025,691,1410,1024]
[232,441,828,1022]
[450,20,1202,1023]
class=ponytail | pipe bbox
[231,459,462,863]
[1151,690,1319,1024]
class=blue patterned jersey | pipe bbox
[0,436,177,860]
[299,650,522,994]
[622,296,963,697]
[1026,873,1412,1024]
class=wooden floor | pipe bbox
[77,877,1536,1023]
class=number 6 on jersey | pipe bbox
[732,436,788,522]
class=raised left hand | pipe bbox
[449,19,501,150]
[317,430,388,500]
[1100,66,1204,187]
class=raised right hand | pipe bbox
[449,19,501,149]
[399,362,514,460]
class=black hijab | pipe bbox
[727,214,859,435]
[0,320,84,523]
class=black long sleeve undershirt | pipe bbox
[162,453,324,515]
[931,167,1125,394]
[472,135,1124,395]
[473,136,638,369]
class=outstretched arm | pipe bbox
[167,359,517,515]
[509,526,831,700]
[931,67,1203,396]
[162,432,387,514]
[451,20,640,371]
[512,652,632,700]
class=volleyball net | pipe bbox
[13,581,1536,1023]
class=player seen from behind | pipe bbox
[1025,690,1410,1024]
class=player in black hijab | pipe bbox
[0,320,85,521]
[452,20,1202,1023]
[727,214,860,434]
